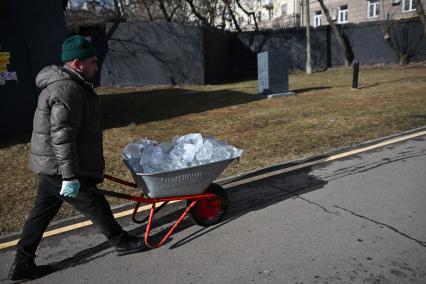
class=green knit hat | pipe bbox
[61,35,96,63]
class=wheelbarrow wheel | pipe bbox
[188,183,229,227]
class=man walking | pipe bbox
[8,35,145,281]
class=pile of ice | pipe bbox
[122,133,242,174]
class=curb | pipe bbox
[1,126,425,246]
[217,125,426,185]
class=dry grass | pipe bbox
[1,64,426,235]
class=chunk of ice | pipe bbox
[175,133,203,152]
[123,133,242,174]
[195,140,213,162]
[140,144,163,173]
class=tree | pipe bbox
[184,0,213,26]
[317,0,351,66]
[416,0,426,37]
[223,0,242,32]
[67,0,255,31]
[235,0,259,31]
[158,0,182,22]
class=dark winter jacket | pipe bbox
[28,65,104,182]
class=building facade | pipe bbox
[257,0,302,29]
[305,0,426,27]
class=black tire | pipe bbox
[187,183,229,227]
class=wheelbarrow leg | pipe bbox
[144,200,198,249]
[132,201,169,224]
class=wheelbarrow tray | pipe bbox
[123,157,238,198]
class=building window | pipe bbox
[282,4,287,16]
[314,10,322,27]
[368,0,380,18]
[268,9,274,20]
[338,5,348,23]
[257,11,262,22]
[402,0,416,12]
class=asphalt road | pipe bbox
[1,136,425,284]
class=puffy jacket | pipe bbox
[28,65,105,182]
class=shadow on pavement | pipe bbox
[24,166,326,280]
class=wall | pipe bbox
[0,0,67,138]
[83,22,205,87]
[232,18,426,74]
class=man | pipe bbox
[8,35,145,281]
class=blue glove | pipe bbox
[60,179,80,198]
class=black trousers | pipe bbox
[15,175,125,263]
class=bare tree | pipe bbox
[416,0,426,37]
[235,0,259,31]
[138,0,155,21]
[317,0,351,66]
[223,0,242,32]
[184,0,211,26]
[380,2,423,65]
[68,0,253,31]
[158,0,182,22]
[112,0,123,17]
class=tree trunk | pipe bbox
[416,0,426,37]
[139,0,154,21]
[112,0,122,17]
[224,0,242,32]
[159,0,172,21]
[305,0,312,74]
[383,24,408,66]
[317,0,350,66]
[235,0,259,31]
[185,0,210,26]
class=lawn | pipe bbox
[1,64,425,235]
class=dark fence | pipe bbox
[233,18,426,75]
[81,22,205,87]
[80,18,426,86]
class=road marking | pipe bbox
[1,130,425,251]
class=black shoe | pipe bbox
[8,261,53,281]
[115,235,147,256]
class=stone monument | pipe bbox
[258,51,295,98]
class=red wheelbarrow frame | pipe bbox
[99,174,228,249]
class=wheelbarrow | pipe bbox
[97,157,238,249]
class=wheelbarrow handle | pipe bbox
[95,188,141,202]
[104,174,138,188]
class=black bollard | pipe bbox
[352,61,360,89]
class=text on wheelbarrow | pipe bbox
[159,170,203,188]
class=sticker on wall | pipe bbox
[0,50,17,84]
[0,71,17,81]
[0,51,10,71]
[0,52,10,58]
[0,57,9,65]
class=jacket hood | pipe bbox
[35,65,89,89]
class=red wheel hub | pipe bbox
[195,198,222,220]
